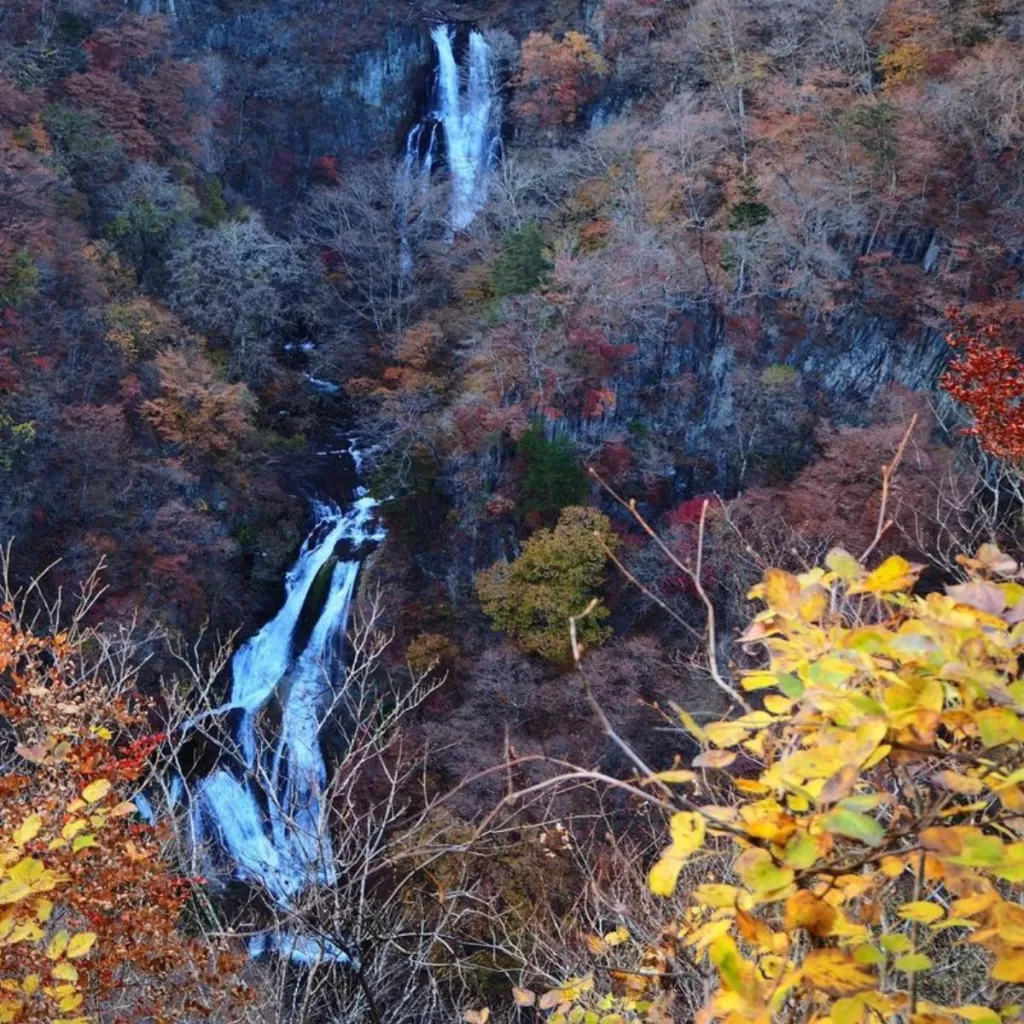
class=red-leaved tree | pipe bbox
[941,307,1024,462]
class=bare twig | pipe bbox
[589,470,752,713]
[860,415,919,562]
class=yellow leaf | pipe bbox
[57,994,83,1013]
[742,671,778,691]
[853,944,886,967]
[7,858,44,887]
[21,975,38,996]
[649,813,706,897]
[898,901,944,924]
[735,847,794,897]
[782,833,820,870]
[763,695,794,716]
[0,1000,23,1024]
[603,926,630,947]
[704,722,749,748]
[66,932,96,959]
[762,568,801,613]
[685,917,734,953]
[693,884,745,908]
[80,779,111,804]
[825,548,862,582]
[61,819,88,841]
[800,949,875,996]
[538,990,562,1011]
[51,962,78,983]
[710,936,751,996]
[831,995,866,1024]
[932,771,984,795]
[880,856,907,878]
[977,707,1021,748]
[893,952,932,973]
[880,933,911,954]
[0,881,31,906]
[648,852,687,897]
[785,890,837,937]
[674,705,707,744]
[652,770,697,785]
[952,1006,1001,1024]
[799,585,829,622]
[46,930,69,960]
[108,801,136,818]
[993,953,1024,983]
[693,749,737,769]
[5,920,43,946]
[12,816,42,847]
[950,892,998,918]
[734,778,771,795]
[849,555,922,595]
[670,811,706,851]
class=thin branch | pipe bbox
[589,470,752,713]
[860,414,919,562]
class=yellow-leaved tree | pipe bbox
[521,540,1024,1023]
[0,585,246,1024]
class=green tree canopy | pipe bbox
[492,221,552,298]
[475,505,616,662]
[518,424,589,519]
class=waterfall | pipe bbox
[400,25,500,242]
[145,463,384,966]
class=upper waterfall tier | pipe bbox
[403,26,500,234]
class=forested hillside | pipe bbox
[2,0,1024,1020]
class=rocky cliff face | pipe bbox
[557,297,948,500]
[139,0,586,205]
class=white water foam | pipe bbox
[150,463,383,966]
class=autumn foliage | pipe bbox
[535,543,1024,1022]
[941,309,1024,462]
[514,32,608,127]
[0,604,244,1024]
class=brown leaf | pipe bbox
[785,890,837,937]
[820,764,859,806]
[15,744,47,764]
[693,749,737,769]
[946,581,1006,616]
[511,987,536,1007]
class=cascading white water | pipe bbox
[145,477,384,965]
[433,26,498,230]
[399,24,500,245]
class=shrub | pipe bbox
[42,103,124,188]
[475,505,616,663]
[0,249,39,309]
[0,410,35,471]
[168,216,319,382]
[535,543,1024,1021]
[0,603,243,1023]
